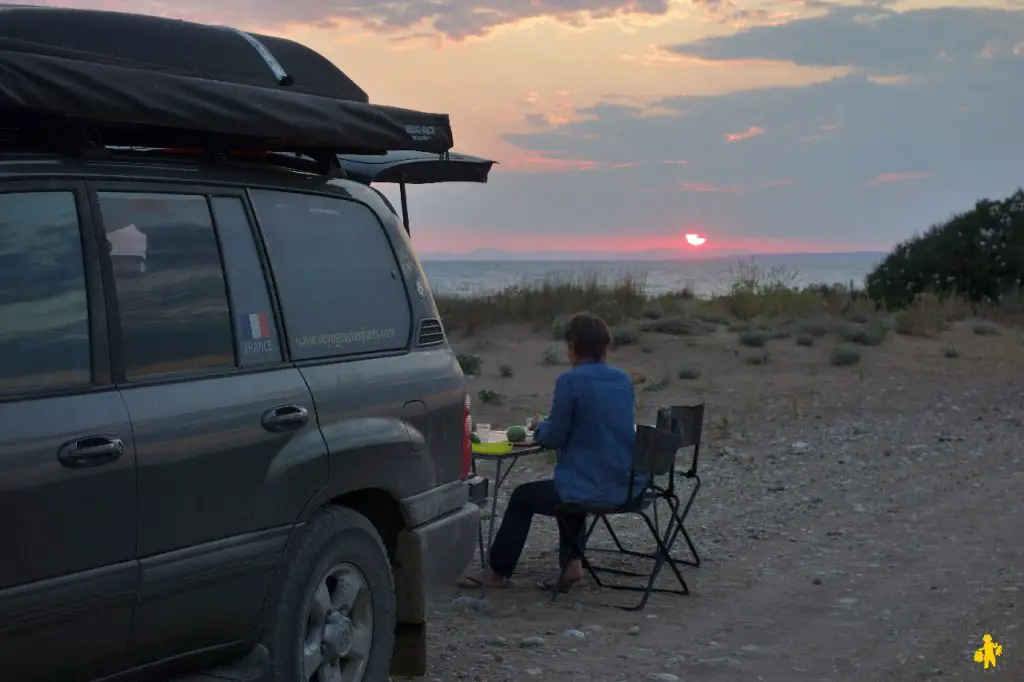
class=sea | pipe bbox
[420,253,886,298]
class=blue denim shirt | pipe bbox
[534,359,638,507]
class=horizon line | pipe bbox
[419,249,888,259]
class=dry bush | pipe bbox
[893,293,952,337]
[435,274,650,334]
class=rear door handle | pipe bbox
[261,405,310,432]
[58,436,124,468]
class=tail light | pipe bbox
[460,392,472,480]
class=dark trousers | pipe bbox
[488,479,587,578]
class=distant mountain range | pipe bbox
[419,248,888,262]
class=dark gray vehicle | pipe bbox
[0,7,488,682]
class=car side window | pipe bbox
[97,192,235,379]
[249,190,411,361]
[0,191,91,394]
[210,196,282,366]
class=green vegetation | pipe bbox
[677,366,702,380]
[830,345,862,367]
[738,330,771,348]
[477,388,501,404]
[866,188,1024,309]
[434,208,1024,345]
[642,375,672,391]
[435,274,651,334]
[746,350,770,365]
[837,321,887,346]
[457,354,481,375]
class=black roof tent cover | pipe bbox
[338,151,497,234]
[0,6,454,155]
[338,151,496,185]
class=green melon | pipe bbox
[506,425,528,443]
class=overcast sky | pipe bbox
[40,0,1024,255]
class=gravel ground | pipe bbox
[415,322,1024,681]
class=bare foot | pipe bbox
[536,575,581,593]
[536,559,584,593]
[456,568,509,589]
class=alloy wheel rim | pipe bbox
[301,562,374,682]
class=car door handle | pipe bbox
[58,436,124,469]
[261,405,310,432]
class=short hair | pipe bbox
[564,312,612,361]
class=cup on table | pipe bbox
[475,423,491,441]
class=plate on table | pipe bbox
[472,441,514,455]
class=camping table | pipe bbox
[471,440,549,569]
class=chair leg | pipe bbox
[623,511,689,611]
[663,479,702,567]
[587,513,659,562]
[477,517,486,569]
[555,511,689,610]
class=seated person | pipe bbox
[458,312,637,591]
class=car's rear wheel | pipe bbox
[261,507,395,682]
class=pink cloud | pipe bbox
[501,151,637,173]
[867,171,931,186]
[725,125,765,143]
[679,178,793,193]
[681,182,745,193]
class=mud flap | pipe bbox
[391,528,428,677]
[391,622,427,677]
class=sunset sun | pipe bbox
[684,233,707,247]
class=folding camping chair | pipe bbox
[551,424,689,611]
[585,404,705,568]
[657,403,705,567]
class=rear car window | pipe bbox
[0,191,91,393]
[97,192,235,379]
[210,196,283,367]
[249,190,411,360]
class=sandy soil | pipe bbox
[418,320,1024,681]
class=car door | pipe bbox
[246,188,448,489]
[0,182,138,682]
[86,183,329,666]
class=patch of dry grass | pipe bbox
[433,263,1019,339]
[434,274,654,334]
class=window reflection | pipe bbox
[98,193,235,379]
[0,192,91,393]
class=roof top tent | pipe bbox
[0,6,455,162]
[338,151,497,234]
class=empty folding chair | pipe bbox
[551,424,689,611]
[585,403,706,568]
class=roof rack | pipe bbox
[0,113,346,176]
[0,7,456,163]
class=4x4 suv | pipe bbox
[0,6,487,682]
[0,150,486,682]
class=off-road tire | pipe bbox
[260,506,396,682]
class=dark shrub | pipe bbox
[865,189,1024,309]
